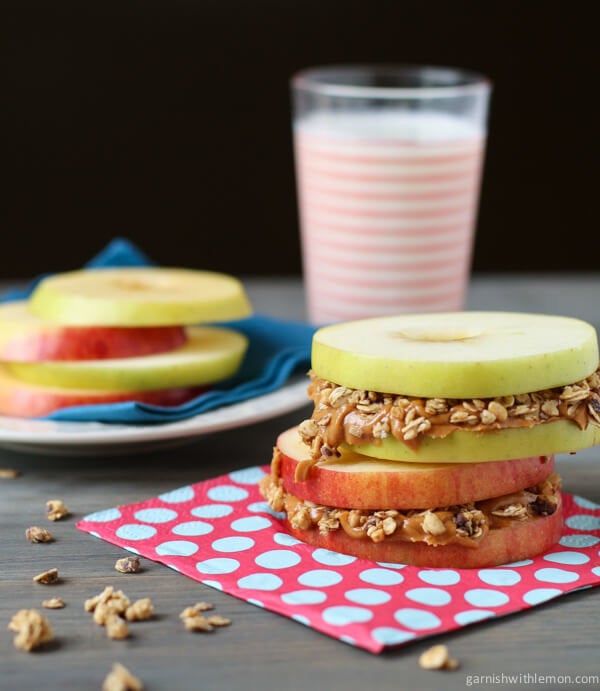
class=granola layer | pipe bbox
[259,462,562,549]
[299,368,600,464]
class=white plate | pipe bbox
[0,378,309,456]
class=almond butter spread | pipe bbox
[298,369,600,466]
[259,464,561,548]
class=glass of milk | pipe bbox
[291,65,491,324]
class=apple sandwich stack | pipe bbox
[260,312,600,567]
[0,268,251,417]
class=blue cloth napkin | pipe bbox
[1,239,315,423]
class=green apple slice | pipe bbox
[6,327,248,391]
[312,312,598,398]
[29,268,252,326]
[346,420,600,463]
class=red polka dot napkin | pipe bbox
[76,466,600,654]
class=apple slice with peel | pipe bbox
[0,367,203,417]
[0,301,187,361]
[312,312,598,398]
[348,420,600,463]
[286,499,563,568]
[29,268,252,326]
[7,327,247,391]
[277,427,555,510]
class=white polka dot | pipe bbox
[229,467,266,484]
[559,534,600,548]
[344,588,391,606]
[202,580,223,591]
[478,569,521,586]
[207,485,249,502]
[85,507,121,523]
[191,504,233,518]
[573,495,600,509]
[155,540,199,557]
[591,567,600,577]
[237,573,283,591]
[273,532,303,546]
[281,590,327,605]
[322,606,373,626]
[167,563,180,572]
[247,502,285,518]
[405,587,451,606]
[503,559,533,567]
[534,568,579,584]
[298,569,343,587]
[464,589,510,607]
[211,536,255,553]
[231,516,272,532]
[291,614,310,626]
[543,551,590,565]
[394,608,442,630]
[454,610,495,625]
[255,550,301,570]
[565,514,600,531]
[371,628,416,645]
[124,546,140,554]
[115,524,157,541]
[247,598,264,607]
[89,531,100,538]
[340,635,356,646]
[134,508,178,523]
[172,521,213,536]
[196,558,240,575]
[311,549,356,566]
[158,486,194,503]
[418,570,460,586]
[359,568,403,586]
[523,588,562,605]
[376,562,406,569]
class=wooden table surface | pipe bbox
[1,276,600,691]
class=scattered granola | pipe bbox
[0,467,20,479]
[102,663,143,691]
[33,567,59,585]
[418,644,460,671]
[8,609,54,652]
[42,597,65,609]
[179,603,230,633]
[125,599,154,622]
[26,526,54,543]
[115,556,142,574]
[46,499,69,521]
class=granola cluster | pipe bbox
[8,609,54,652]
[259,462,561,547]
[299,368,600,465]
[85,586,154,639]
[179,602,231,632]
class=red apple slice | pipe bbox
[0,301,187,361]
[278,426,555,510]
[286,498,563,568]
[0,366,203,417]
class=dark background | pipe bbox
[1,1,596,278]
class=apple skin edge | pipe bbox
[0,324,188,362]
[0,368,204,417]
[286,499,563,569]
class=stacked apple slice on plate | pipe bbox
[260,312,600,567]
[0,268,252,417]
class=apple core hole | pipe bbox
[392,328,484,343]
